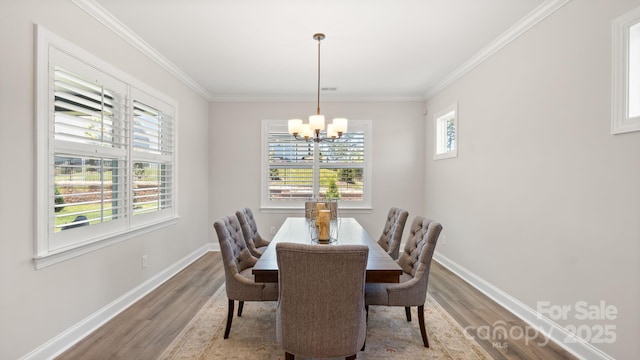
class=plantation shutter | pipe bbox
[318,131,365,201]
[52,63,129,244]
[131,93,175,216]
[267,130,314,200]
[263,120,370,207]
[36,26,179,265]
[132,100,174,156]
[53,67,128,149]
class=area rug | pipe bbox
[160,284,491,359]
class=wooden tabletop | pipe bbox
[252,217,403,283]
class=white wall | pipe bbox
[425,0,640,358]
[209,101,426,242]
[0,1,210,358]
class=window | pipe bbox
[261,120,371,209]
[434,103,458,160]
[35,26,177,267]
[612,6,640,134]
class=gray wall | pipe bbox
[0,1,210,358]
[425,0,640,358]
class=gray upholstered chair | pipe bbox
[213,215,278,339]
[377,207,409,260]
[236,207,271,258]
[276,243,368,360]
[366,216,442,347]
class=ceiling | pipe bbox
[91,0,547,101]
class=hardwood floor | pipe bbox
[57,252,575,359]
[57,252,224,360]
[428,262,575,359]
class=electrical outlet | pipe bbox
[270,226,276,235]
[142,255,148,269]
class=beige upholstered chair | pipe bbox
[276,243,368,360]
[213,215,278,339]
[366,216,442,347]
[377,207,409,260]
[236,207,271,258]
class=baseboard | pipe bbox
[21,243,215,360]
[432,252,614,360]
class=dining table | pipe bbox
[252,217,403,283]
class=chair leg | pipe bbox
[365,305,369,323]
[405,306,412,322]
[238,301,244,317]
[224,299,234,339]
[418,305,430,348]
[285,352,295,360]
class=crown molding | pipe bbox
[423,0,571,100]
[72,0,214,101]
[209,94,426,102]
[73,0,570,103]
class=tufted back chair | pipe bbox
[365,216,442,347]
[377,207,409,260]
[236,207,271,257]
[213,215,278,339]
[276,243,369,360]
[395,217,442,303]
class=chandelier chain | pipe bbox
[317,35,321,116]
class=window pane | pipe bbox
[54,67,126,148]
[436,111,456,154]
[318,132,365,163]
[268,167,314,200]
[268,130,314,200]
[54,155,126,232]
[133,162,173,215]
[317,132,365,201]
[446,117,456,152]
[133,100,174,156]
[268,132,314,163]
[318,167,363,201]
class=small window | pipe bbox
[612,6,640,134]
[434,103,458,160]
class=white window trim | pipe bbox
[260,119,372,210]
[433,103,458,160]
[612,6,640,134]
[35,25,179,269]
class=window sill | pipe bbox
[33,217,179,270]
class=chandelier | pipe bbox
[288,33,348,143]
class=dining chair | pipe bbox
[213,215,278,339]
[276,242,369,360]
[377,207,409,260]
[365,216,442,347]
[236,207,271,258]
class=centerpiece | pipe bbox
[305,198,339,243]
